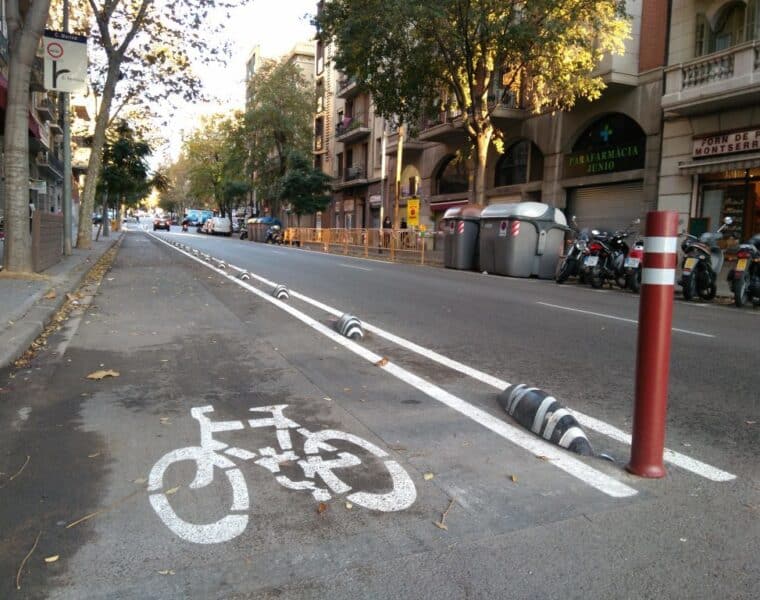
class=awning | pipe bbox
[429,199,469,212]
[679,152,760,174]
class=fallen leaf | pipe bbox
[510,474,518,483]
[87,453,100,458]
[375,357,389,367]
[317,502,328,514]
[423,472,434,481]
[164,486,179,496]
[343,388,351,392]
[535,455,551,461]
[157,569,175,576]
[44,289,57,300]
[433,521,448,531]
[344,502,353,510]
[133,477,147,485]
[44,555,59,563]
[86,369,120,380]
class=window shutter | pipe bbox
[695,13,708,57]
[748,0,758,41]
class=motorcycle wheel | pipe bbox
[734,273,750,308]
[682,273,696,301]
[555,259,574,284]
[590,267,604,289]
[699,280,717,301]
[628,269,642,294]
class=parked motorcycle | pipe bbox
[555,216,590,284]
[181,221,189,232]
[679,216,732,301]
[624,239,644,293]
[266,225,283,245]
[728,234,760,307]
[582,219,640,290]
[240,227,248,240]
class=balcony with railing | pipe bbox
[335,113,371,144]
[662,40,760,116]
[418,109,467,144]
[34,92,54,121]
[36,150,64,178]
[337,76,360,99]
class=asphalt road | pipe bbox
[0,227,757,599]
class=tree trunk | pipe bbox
[76,60,121,249]
[2,1,51,273]
[473,125,493,207]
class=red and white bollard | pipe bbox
[627,211,679,478]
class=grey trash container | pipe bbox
[479,202,568,278]
[443,205,482,270]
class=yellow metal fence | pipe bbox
[281,228,443,266]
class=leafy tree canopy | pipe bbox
[279,152,332,216]
[246,58,313,214]
[316,0,630,204]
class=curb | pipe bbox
[0,233,124,370]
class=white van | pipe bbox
[202,216,232,236]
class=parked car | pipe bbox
[153,215,171,231]
[201,216,232,236]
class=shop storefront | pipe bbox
[563,113,647,231]
[682,128,760,242]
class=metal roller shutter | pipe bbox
[568,181,644,233]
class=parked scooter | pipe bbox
[679,216,732,301]
[582,219,640,289]
[624,239,644,293]
[266,224,283,244]
[181,220,189,232]
[728,234,760,307]
[555,216,590,284]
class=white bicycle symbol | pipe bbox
[148,405,417,544]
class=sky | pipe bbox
[159,0,317,163]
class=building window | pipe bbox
[495,140,543,187]
[375,137,382,167]
[695,1,759,57]
[436,155,468,195]
[337,153,344,177]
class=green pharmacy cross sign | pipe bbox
[564,114,646,179]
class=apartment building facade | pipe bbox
[314,1,670,235]
[659,0,760,242]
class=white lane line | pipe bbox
[168,237,735,483]
[149,233,637,498]
[536,302,716,339]
[339,263,373,271]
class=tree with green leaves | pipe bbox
[2,0,52,273]
[316,0,630,205]
[279,152,332,220]
[97,121,152,213]
[246,58,313,216]
[184,111,249,219]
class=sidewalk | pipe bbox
[0,232,123,369]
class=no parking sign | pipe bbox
[43,30,88,93]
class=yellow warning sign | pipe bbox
[407,198,420,227]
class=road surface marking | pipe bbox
[150,233,637,498]
[536,302,716,338]
[339,263,373,271]
[155,235,734,483]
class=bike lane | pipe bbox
[1,231,755,599]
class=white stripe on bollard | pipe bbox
[643,236,678,253]
[641,268,676,286]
